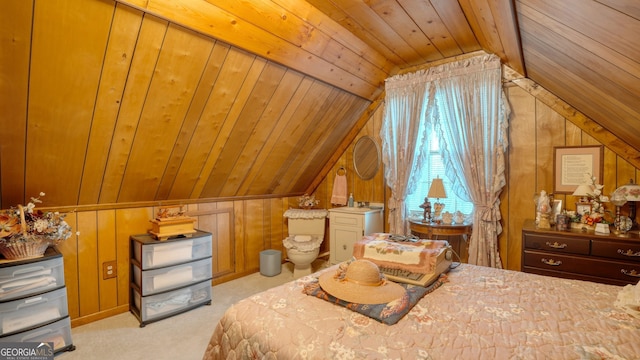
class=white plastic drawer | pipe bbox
[0,256,65,302]
[0,316,72,352]
[132,233,212,270]
[132,280,211,322]
[0,287,68,336]
[132,257,212,295]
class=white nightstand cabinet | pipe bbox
[329,208,383,264]
[130,230,213,327]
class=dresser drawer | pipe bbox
[591,239,640,262]
[0,253,65,302]
[0,287,68,336]
[131,279,211,323]
[523,233,590,255]
[131,232,212,270]
[524,250,640,284]
[132,257,212,296]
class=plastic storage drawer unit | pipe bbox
[0,248,65,302]
[132,257,212,296]
[131,279,212,324]
[0,287,69,336]
[131,231,212,269]
[0,316,74,353]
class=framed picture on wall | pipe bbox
[553,145,603,194]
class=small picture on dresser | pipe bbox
[551,200,562,223]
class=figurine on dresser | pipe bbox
[536,190,552,229]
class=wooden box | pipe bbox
[148,217,196,241]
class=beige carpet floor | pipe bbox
[56,259,328,360]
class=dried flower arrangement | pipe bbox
[567,175,612,226]
[0,193,73,260]
[298,193,320,209]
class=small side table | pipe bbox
[409,219,472,263]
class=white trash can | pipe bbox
[260,249,282,277]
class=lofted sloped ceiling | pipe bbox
[0,0,638,208]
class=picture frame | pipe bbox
[551,199,563,221]
[553,145,603,194]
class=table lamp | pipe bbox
[610,190,628,236]
[428,177,447,218]
[572,183,593,215]
[613,179,640,229]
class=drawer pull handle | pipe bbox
[621,269,640,278]
[617,249,640,257]
[541,258,562,266]
[545,241,567,249]
[343,245,347,250]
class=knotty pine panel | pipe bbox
[192,55,266,198]
[26,0,113,207]
[208,62,288,197]
[239,77,316,196]
[199,57,270,198]
[503,85,536,271]
[224,70,307,196]
[0,0,32,208]
[522,37,640,151]
[535,101,565,193]
[57,214,79,319]
[171,47,257,199]
[156,42,231,200]
[204,0,390,86]
[114,207,153,307]
[97,210,118,311]
[265,82,336,193]
[100,14,168,204]
[117,24,215,202]
[291,93,370,192]
[118,0,381,100]
[190,202,236,280]
[77,211,100,317]
[79,5,143,205]
[282,88,346,192]
[242,199,266,272]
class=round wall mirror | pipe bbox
[353,136,380,180]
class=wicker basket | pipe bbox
[0,205,50,260]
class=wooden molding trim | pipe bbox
[70,304,129,328]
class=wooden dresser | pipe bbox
[522,219,640,286]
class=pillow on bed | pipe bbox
[302,274,447,325]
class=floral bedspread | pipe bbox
[202,264,640,359]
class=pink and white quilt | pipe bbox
[203,264,640,359]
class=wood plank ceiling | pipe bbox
[0,0,638,208]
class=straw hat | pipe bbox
[318,259,405,304]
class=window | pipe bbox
[405,125,474,219]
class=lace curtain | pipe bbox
[381,53,510,267]
[381,70,434,235]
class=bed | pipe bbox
[203,263,640,359]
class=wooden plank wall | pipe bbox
[53,72,639,327]
[0,0,371,209]
[61,198,293,327]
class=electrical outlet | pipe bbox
[103,261,117,280]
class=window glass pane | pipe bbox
[406,127,473,220]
